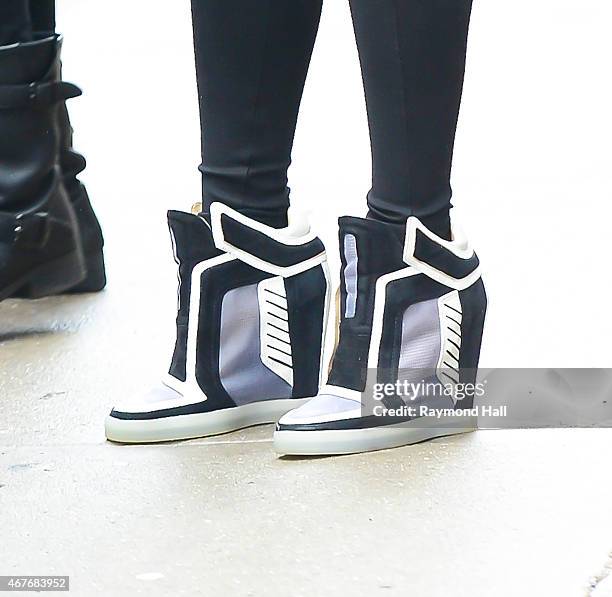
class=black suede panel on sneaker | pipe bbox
[285,265,327,398]
[327,217,407,392]
[167,211,222,382]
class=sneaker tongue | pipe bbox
[337,216,407,274]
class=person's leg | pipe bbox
[274,0,486,456]
[191,0,323,228]
[106,1,330,443]
[29,0,55,36]
[349,0,473,240]
[0,0,32,45]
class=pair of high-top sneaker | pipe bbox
[105,202,486,455]
[0,35,105,302]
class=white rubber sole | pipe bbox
[105,398,308,444]
[273,415,477,456]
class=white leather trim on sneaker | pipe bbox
[320,260,332,387]
[274,414,477,456]
[210,201,317,245]
[165,252,236,403]
[402,216,482,291]
[436,290,462,389]
[258,276,293,386]
[209,202,327,278]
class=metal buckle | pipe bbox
[28,82,38,102]
[14,212,51,248]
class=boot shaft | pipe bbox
[0,35,81,210]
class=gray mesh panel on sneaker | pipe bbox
[398,298,441,384]
[219,283,291,405]
[343,234,358,318]
[397,299,455,410]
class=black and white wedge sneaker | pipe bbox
[105,202,330,443]
[274,215,487,456]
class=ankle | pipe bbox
[202,203,288,230]
[419,211,451,241]
[366,209,451,241]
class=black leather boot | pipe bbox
[0,35,86,301]
[55,48,106,294]
[274,215,487,455]
[5,33,106,298]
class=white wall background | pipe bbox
[57,0,612,368]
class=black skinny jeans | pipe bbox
[1,0,472,237]
[0,0,55,44]
[192,0,473,236]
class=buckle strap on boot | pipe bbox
[0,194,75,250]
[0,211,52,249]
[402,216,481,290]
[13,212,53,248]
[0,80,82,110]
[209,202,326,277]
